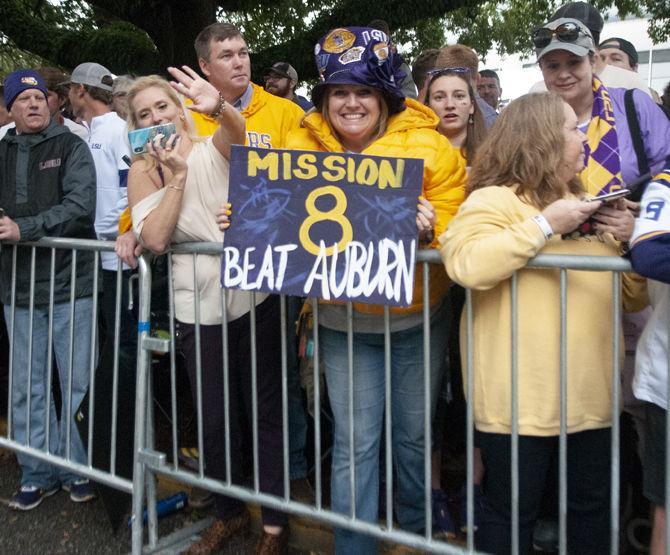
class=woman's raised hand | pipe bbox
[168,65,222,115]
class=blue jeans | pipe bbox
[5,297,95,488]
[321,302,448,554]
[286,296,308,480]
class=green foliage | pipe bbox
[87,22,158,74]
[219,0,332,52]
[0,0,668,81]
[643,0,670,43]
[395,17,447,63]
[0,33,51,76]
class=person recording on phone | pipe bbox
[126,68,291,553]
[441,92,646,554]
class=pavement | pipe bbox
[0,443,331,554]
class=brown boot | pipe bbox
[255,526,289,555]
[290,477,315,505]
[186,511,250,555]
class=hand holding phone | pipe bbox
[585,189,631,203]
[128,123,177,155]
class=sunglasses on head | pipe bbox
[532,22,587,49]
[425,66,471,88]
[426,66,471,79]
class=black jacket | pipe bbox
[0,120,97,306]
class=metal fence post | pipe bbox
[131,253,154,554]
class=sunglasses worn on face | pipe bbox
[532,22,586,49]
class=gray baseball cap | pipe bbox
[67,62,114,91]
[535,18,596,61]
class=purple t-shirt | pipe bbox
[607,87,670,185]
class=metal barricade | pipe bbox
[0,237,137,498]
[2,238,666,554]
[130,244,662,555]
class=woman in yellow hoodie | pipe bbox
[441,92,627,553]
[284,26,466,553]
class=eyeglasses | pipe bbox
[532,22,587,49]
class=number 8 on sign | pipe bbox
[299,185,353,256]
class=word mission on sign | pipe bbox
[221,147,425,307]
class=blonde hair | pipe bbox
[468,92,583,208]
[320,86,389,150]
[126,75,201,173]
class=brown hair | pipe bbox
[468,92,583,208]
[425,70,486,163]
[83,84,112,105]
[412,49,440,96]
[435,45,479,81]
[320,86,389,151]
[195,23,244,62]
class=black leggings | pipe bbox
[177,295,287,527]
[476,427,611,555]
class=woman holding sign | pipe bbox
[126,72,290,553]
[284,26,467,553]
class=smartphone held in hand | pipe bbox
[585,189,631,203]
[128,123,177,155]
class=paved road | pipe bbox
[0,449,332,554]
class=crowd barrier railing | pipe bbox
[2,237,667,555]
[130,243,663,555]
[0,237,135,497]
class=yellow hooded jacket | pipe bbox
[285,98,467,314]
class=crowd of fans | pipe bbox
[1,1,670,554]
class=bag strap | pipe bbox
[624,88,649,176]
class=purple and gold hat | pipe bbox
[312,26,405,113]
[3,69,48,111]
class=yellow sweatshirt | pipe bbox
[440,185,623,436]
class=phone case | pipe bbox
[128,123,176,155]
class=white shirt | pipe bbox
[84,111,132,270]
[631,179,670,409]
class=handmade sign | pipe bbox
[221,146,424,306]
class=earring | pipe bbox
[468,114,474,124]
[179,113,186,122]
